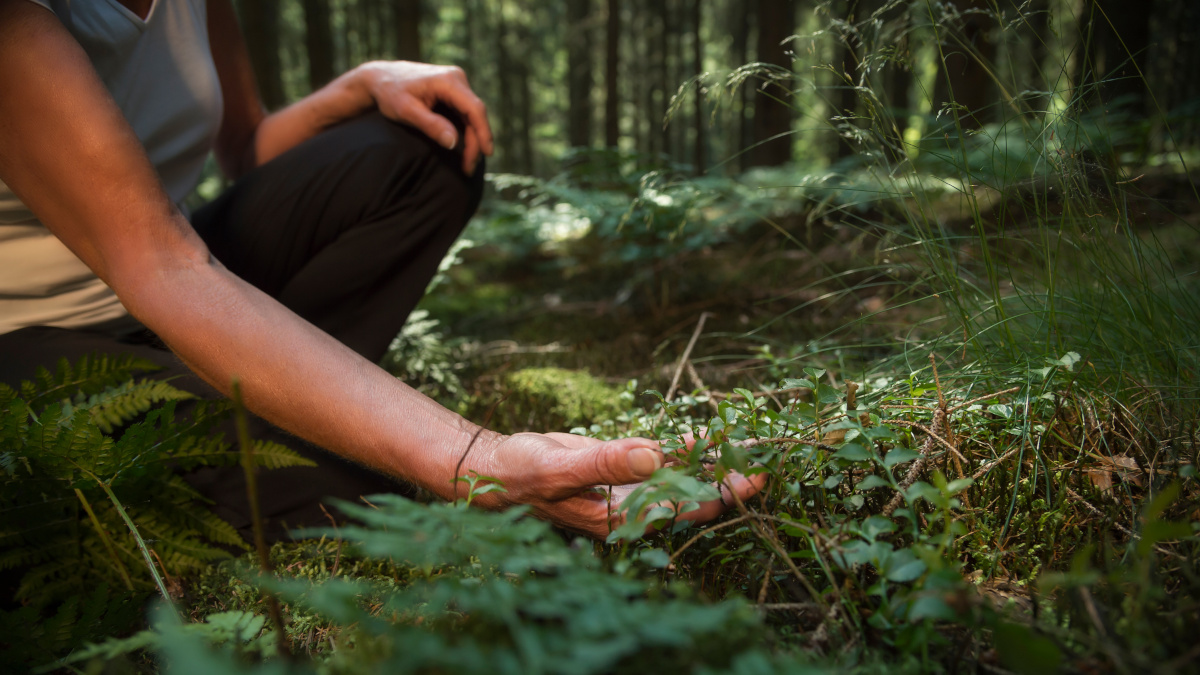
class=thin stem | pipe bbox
[74,488,134,591]
[97,482,178,618]
[232,379,292,660]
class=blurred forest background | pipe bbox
[232,0,1200,175]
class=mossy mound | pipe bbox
[497,367,625,432]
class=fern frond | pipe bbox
[155,476,248,548]
[61,379,193,434]
[2,350,301,613]
[249,439,317,470]
[129,515,228,572]
[23,353,162,411]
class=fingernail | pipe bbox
[441,131,457,149]
[627,447,662,479]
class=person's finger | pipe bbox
[622,470,766,535]
[462,125,480,174]
[544,436,663,499]
[432,80,493,156]
[678,427,712,453]
[394,97,459,150]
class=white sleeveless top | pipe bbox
[0,0,223,333]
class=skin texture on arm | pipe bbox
[0,0,762,539]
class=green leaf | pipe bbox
[1139,521,1193,556]
[1055,351,1081,371]
[908,595,956,621]
[883,448,920,468]
[987,403,1012,419]
[1141,481,1181,524]
[860,516,896,539]
[834,443,873,462]
[780,378,814,390]
[863,426,896,441]
[855,475,890,491]
[994,622,1062,675]
[945,478,974,495]
[884,550,926,583]
[633,548,670,569]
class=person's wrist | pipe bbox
[446,422,512,506]
[347,61,378,96]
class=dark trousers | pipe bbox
[0,111,484,541]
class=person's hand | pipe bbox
[354,61,493,174]
[463,432,766,539]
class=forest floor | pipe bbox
[418,168,1200,423]
[6,165,1197,674]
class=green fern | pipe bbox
[0,353,315,615]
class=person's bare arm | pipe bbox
[0,1,761,538]
[206,0,492,178]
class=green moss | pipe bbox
[499,367,626,432]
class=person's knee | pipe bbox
[347,111,485,231]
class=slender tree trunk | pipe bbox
[833,0,860,160]
[515,10,535,173]
[750,0,794,167]
[1091,0,1150,115]
[931,0,996,130]
[635,2,651,153]
[605,0,621,148]
[1025,0,1049,115]
[730,0,752,171]
[496,3,515,171]
[650,0,667,157]
[669,0,685,161]
[692,0,706,173]
[238,0,287,110]
[567,0,594,149]
[395,0,422,62]
[303,0,335,91]
[1149,0,1200,149]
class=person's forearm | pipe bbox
[112,235,499,499]
[250,66,376,167]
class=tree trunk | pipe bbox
[395,0,422,62]
[303,0,335,91]
[634,2,650,153]
[605,0,621,148]
[750,0,794,167]
[692,0,706,173]
[496,3,515,171]
[567,0,594,148]
[730,0,752,171]
[237,0,287,110]
[515,11,535,173]
[931,0,996,130]
[1090,0,1150,115]
[669,0,685,161]
[832,0,860,160]
[1148,0,1200,149]
[650,0,667,157]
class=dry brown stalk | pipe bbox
[1064,486,1181,560]
[665,312,711,403]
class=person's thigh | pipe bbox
[0,326,410,542]
[191,110,485,361]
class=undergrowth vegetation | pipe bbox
[4,1,1200,673]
